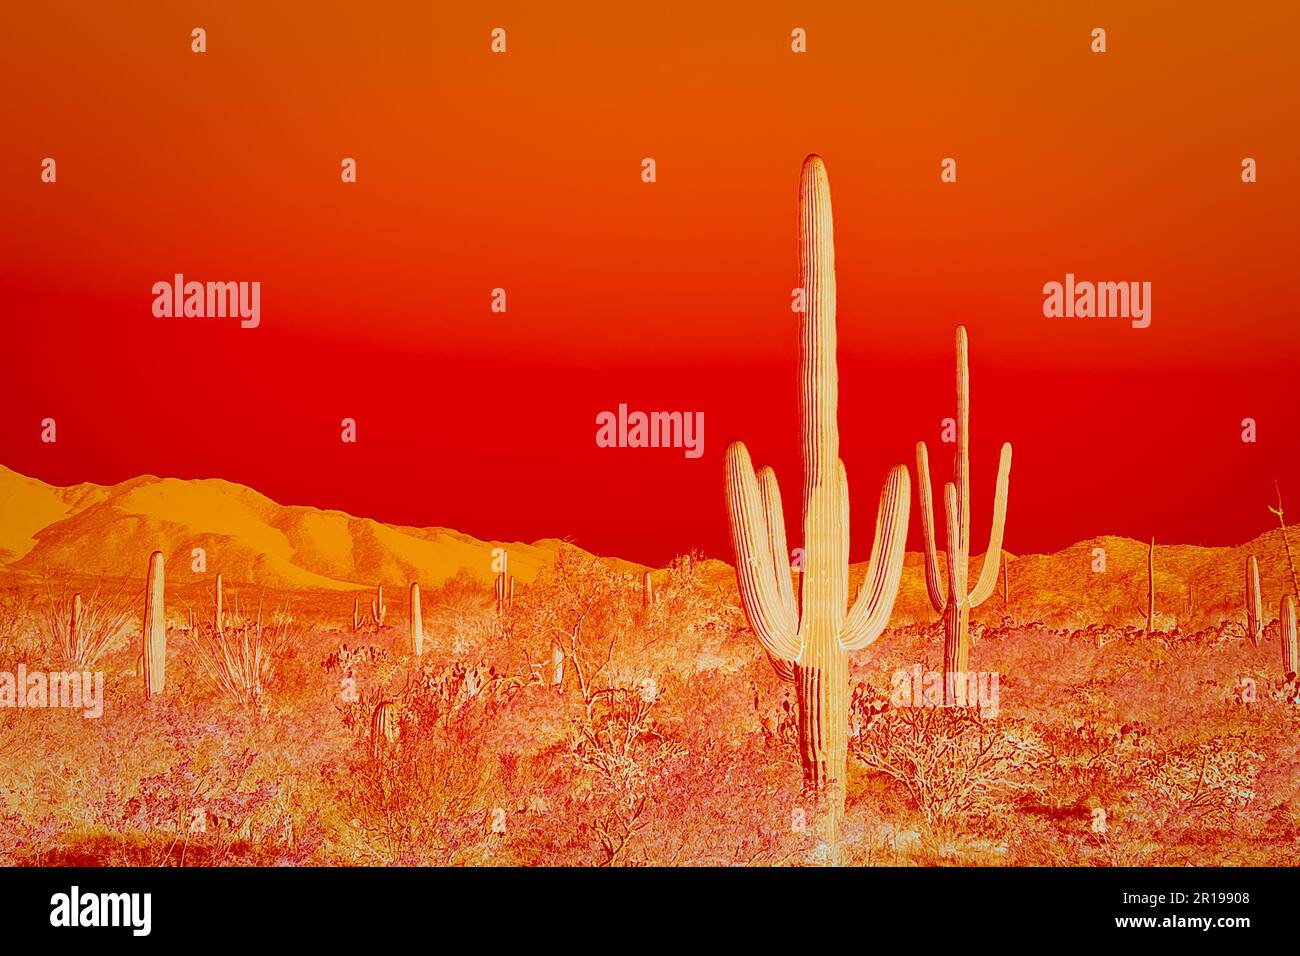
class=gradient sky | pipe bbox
[2,1,1298,565]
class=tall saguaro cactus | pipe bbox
[917,326,1012,705]
[1246,555,1262,646]
[142,550,166,697]
[725,155,911,838]
[409,582,423,657]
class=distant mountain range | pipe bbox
[0,464,635,592]
[1,463,1292,629]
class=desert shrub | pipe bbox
[1135,735,1262,827]
[568,682,687,864]
[850,687,1045,831]
[188,601,299,706]
[507,544,634,703]
[329,659,510,864]
[36,582,132,669]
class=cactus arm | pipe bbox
[725,441,801,663]
[757,466,797,623]
[838,459,850,610]
[968,441,1013,607]
[841,464,912,650]
[916,441,948,612]
[944,482,965,601]
[767,652,796,682]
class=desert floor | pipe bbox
[0,547,1296,867]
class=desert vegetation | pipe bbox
[0,540,1295,866]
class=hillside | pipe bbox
[0,464,635,592]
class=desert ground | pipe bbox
[0,464,1296,866]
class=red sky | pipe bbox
[2,1,1298,565]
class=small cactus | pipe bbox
[1282,595,1297,679]
[409,582,423,657]
[643,571,654,608]
[371,700,398,757]
[551,639,564,687]
[371,584,387,629]
[1246,555,1262,646]
[352,594,362,632]
[70,593,82,644]
[142,550,166,698]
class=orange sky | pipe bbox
[2,1,1298,564]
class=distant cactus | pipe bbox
[352,595,362,632]
[371,584,387,629]
[551,638,564,687]
[1282,595,1297,679]
[724,156,911,841]
[1246,554,1262,646]
[495,552,512,614]
[917,326,1012,705]
[1146,537,1155,633]
[409,582,423,657]
[142,550,166,697]
[494,575,514,613]
[370,700,398,757]
[215,573,224,633]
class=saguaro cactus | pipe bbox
[494,552,513,614]
[1146,537,1155,633]
[551,639,564,687]
[371,700,398,758]
[215,573,224,633]
[142,550,166,697]
[352,595,362,632]
[1246,554,1262,646]
[724,155,911,838]
[643,571,654,608]
[917,326,1012,705]
[1282,595,1297,679]
[409,582,423,657]
[371,584,386,629]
